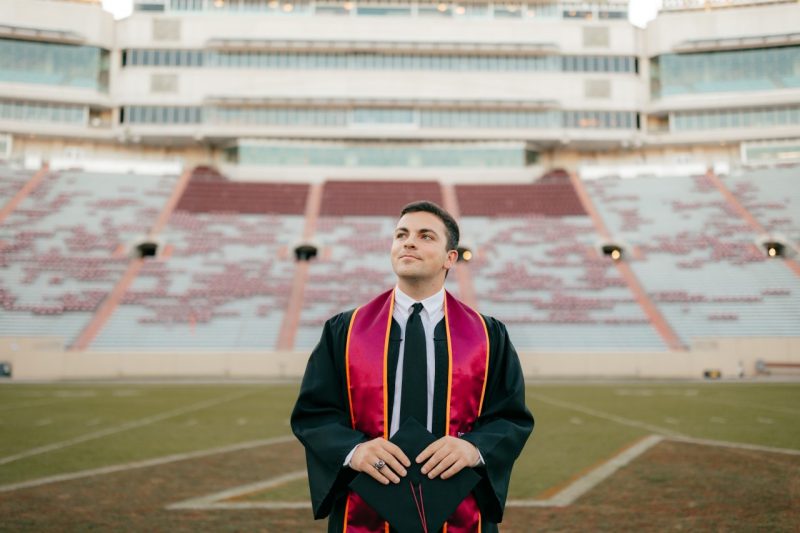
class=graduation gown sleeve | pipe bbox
[459,316,534,524]
[290,311,367,520]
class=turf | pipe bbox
[1,382,798,489]
[0,381,798,531]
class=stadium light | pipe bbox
[134,240,159,258]
[457,246,473,263]
[601,243,624,261]
[762,240,786,258]
[294,243,318,261]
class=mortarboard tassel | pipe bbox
[409,481,429,533]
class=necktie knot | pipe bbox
[411,302,424,317]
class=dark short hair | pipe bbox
[399,201,460,252]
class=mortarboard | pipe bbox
[349,417,481,533]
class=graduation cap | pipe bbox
[349,417,481,533]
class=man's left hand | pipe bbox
[416,436,480,480]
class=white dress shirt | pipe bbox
[389,285,444,437]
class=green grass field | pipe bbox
[1,381,798,531]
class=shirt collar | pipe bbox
[394,286,445,318]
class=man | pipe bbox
[291,201,533,532]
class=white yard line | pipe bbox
[526,392,687,438]
[0,399,76,411]
[508,434,665,508]
[164,430,800,512]
[0,390,253,467]
[166,470,308,510]
[190,501,312,510]
[170,436,665,511]
[0,434,295,493]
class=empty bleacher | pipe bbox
[0,169,177,347]
[457,175,668,351]
[0,163,32,206]
[586,172,799,346]
[90,177,308,350]
[724,165,800,243]
[2,166,798,353]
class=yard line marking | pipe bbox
[0,399,73,411]
[166,470,308,510]
[175,435,664,511]
[164,431,800,512]
[526,392,687,438]
[0,390,254,467]
[185,501,312,510]
[0,435,295,493]
[508,434,665,508]
[670,436,800,456]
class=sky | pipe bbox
[101,0,662,27]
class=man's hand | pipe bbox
[416,436,480,480]
[350,437,410,485]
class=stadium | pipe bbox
[0,0,798,530]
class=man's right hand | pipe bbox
[349,437,410,485]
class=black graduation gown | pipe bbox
[290,309,534,533]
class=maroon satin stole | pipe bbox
[344,288,490,533]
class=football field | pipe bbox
[1,381,798,531]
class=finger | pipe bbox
[416,439,444,463]
[427,453,458,479]
[382,441,411,467]
[440,459,467,480]
[364,459,393,485]
[376,451,407,478]
[421,444,451,474]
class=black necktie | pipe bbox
[400,302,427,426]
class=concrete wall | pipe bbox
[3,336,798,381]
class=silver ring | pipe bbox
[373,460,386,471]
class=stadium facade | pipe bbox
[0,0,798,177]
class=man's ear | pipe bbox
[445,249,459,269]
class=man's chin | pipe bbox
[393,267,423,280]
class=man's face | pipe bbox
[391,211,457,283]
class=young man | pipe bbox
[291,201,533,532]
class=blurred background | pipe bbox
[0,2,798,531]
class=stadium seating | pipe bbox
[0,169,177,347]
[0,163,31,205]
[1,166,798,352]
[90,177,308,350]
[724,165,800,243]
[586,173,799,346]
